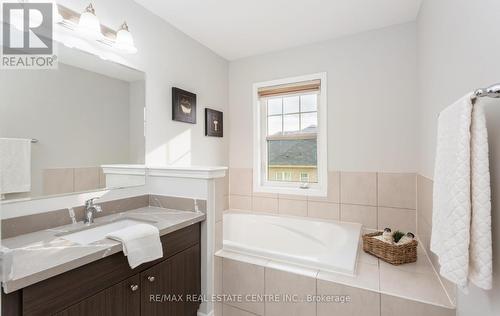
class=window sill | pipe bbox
[253,184,327,197]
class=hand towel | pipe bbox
[0,138,31,194]
[468,103,492,290]
[431,93,492,291]
[106,224,163,269]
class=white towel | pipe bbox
[468,102,492,290]
[106,224,163,269]
[0,138,31,194]
[431,93,492,291]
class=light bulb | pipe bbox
[114,22,137,54]
[77,3,103,40]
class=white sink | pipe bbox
[59,219,155,245]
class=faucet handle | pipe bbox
[85,197,99,207]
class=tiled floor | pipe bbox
[216,239,455,316]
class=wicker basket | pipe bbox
[362,232,418,265]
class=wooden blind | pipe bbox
[258,79,321,98]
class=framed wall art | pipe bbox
[205,108,223,137]
[172,87,196,124]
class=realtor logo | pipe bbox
[2,2,57,69]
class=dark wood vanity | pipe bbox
[2,223,201,316]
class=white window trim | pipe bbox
[252,72,328,197]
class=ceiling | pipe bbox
[134,0,422,61]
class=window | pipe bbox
[275,171,292,181]
[300,172,309,183]
[253,73,327,196]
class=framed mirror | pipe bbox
[0,43,146,202]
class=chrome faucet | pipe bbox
[83,198,102,224]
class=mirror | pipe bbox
[0,44,146,201]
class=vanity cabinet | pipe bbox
[53,275,141,316]
[140,245,200,316]
[2,223,201,316]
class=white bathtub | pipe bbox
[223,211,362,275]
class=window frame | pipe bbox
[252,72,328,197]
[300,172,310,183]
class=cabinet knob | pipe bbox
[147,276,155,282]
[130,284,139,292]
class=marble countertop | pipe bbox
[1,207,205,293]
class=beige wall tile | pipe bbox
[340,172,377,206]
[2,209,72,239]
[381,294,454,316]
[416,214,456,305]
[417,212,432,255]
[417,174,433,225]
[278,193,307,201]
[307,201,340,220]
[317,281,380,316]
[378,207,416,233]
[222,174,230,196]
[42,168,74,195]
[74,167,100,192]
[3,195,149,238]
[253,191,278,198]
[252,196,278,213]
[149,195,205,212]
[214,302,222,316]
[223,258,265,315]
[98,167,106,188]
[224,195,230,210]
[278,199,307,217]
[85,195,149,220]
[214,256,223,295]
[264,267,317,316]
[215,221,223,251]
[215,177,226,221]
[340,204,377,229]
[230,168,253,196]
[222,304,260,316]
[230,195,252,210]
[308,171,340,203]
[378,173,416,209]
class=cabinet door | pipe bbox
[141,244,200,316]
[53,274,141,316]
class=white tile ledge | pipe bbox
[216,249,455,310]
[101,164,228,179]
[148,165,228,179]
[101,164,146,175]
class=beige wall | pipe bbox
[417,1,500,315]
[229,22,418,172]
[229,168,416,232]
[57,0,229,168]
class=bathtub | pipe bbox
[222,211,362,275]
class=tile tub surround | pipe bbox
[229,168,417,231]
[216,243,455,316]
[42,167,107,196]
[1,207,205,293]
[1,194,207,239]
[416,174,457,305]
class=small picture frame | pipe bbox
[205,108,223,137]
[172,87,196,124]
